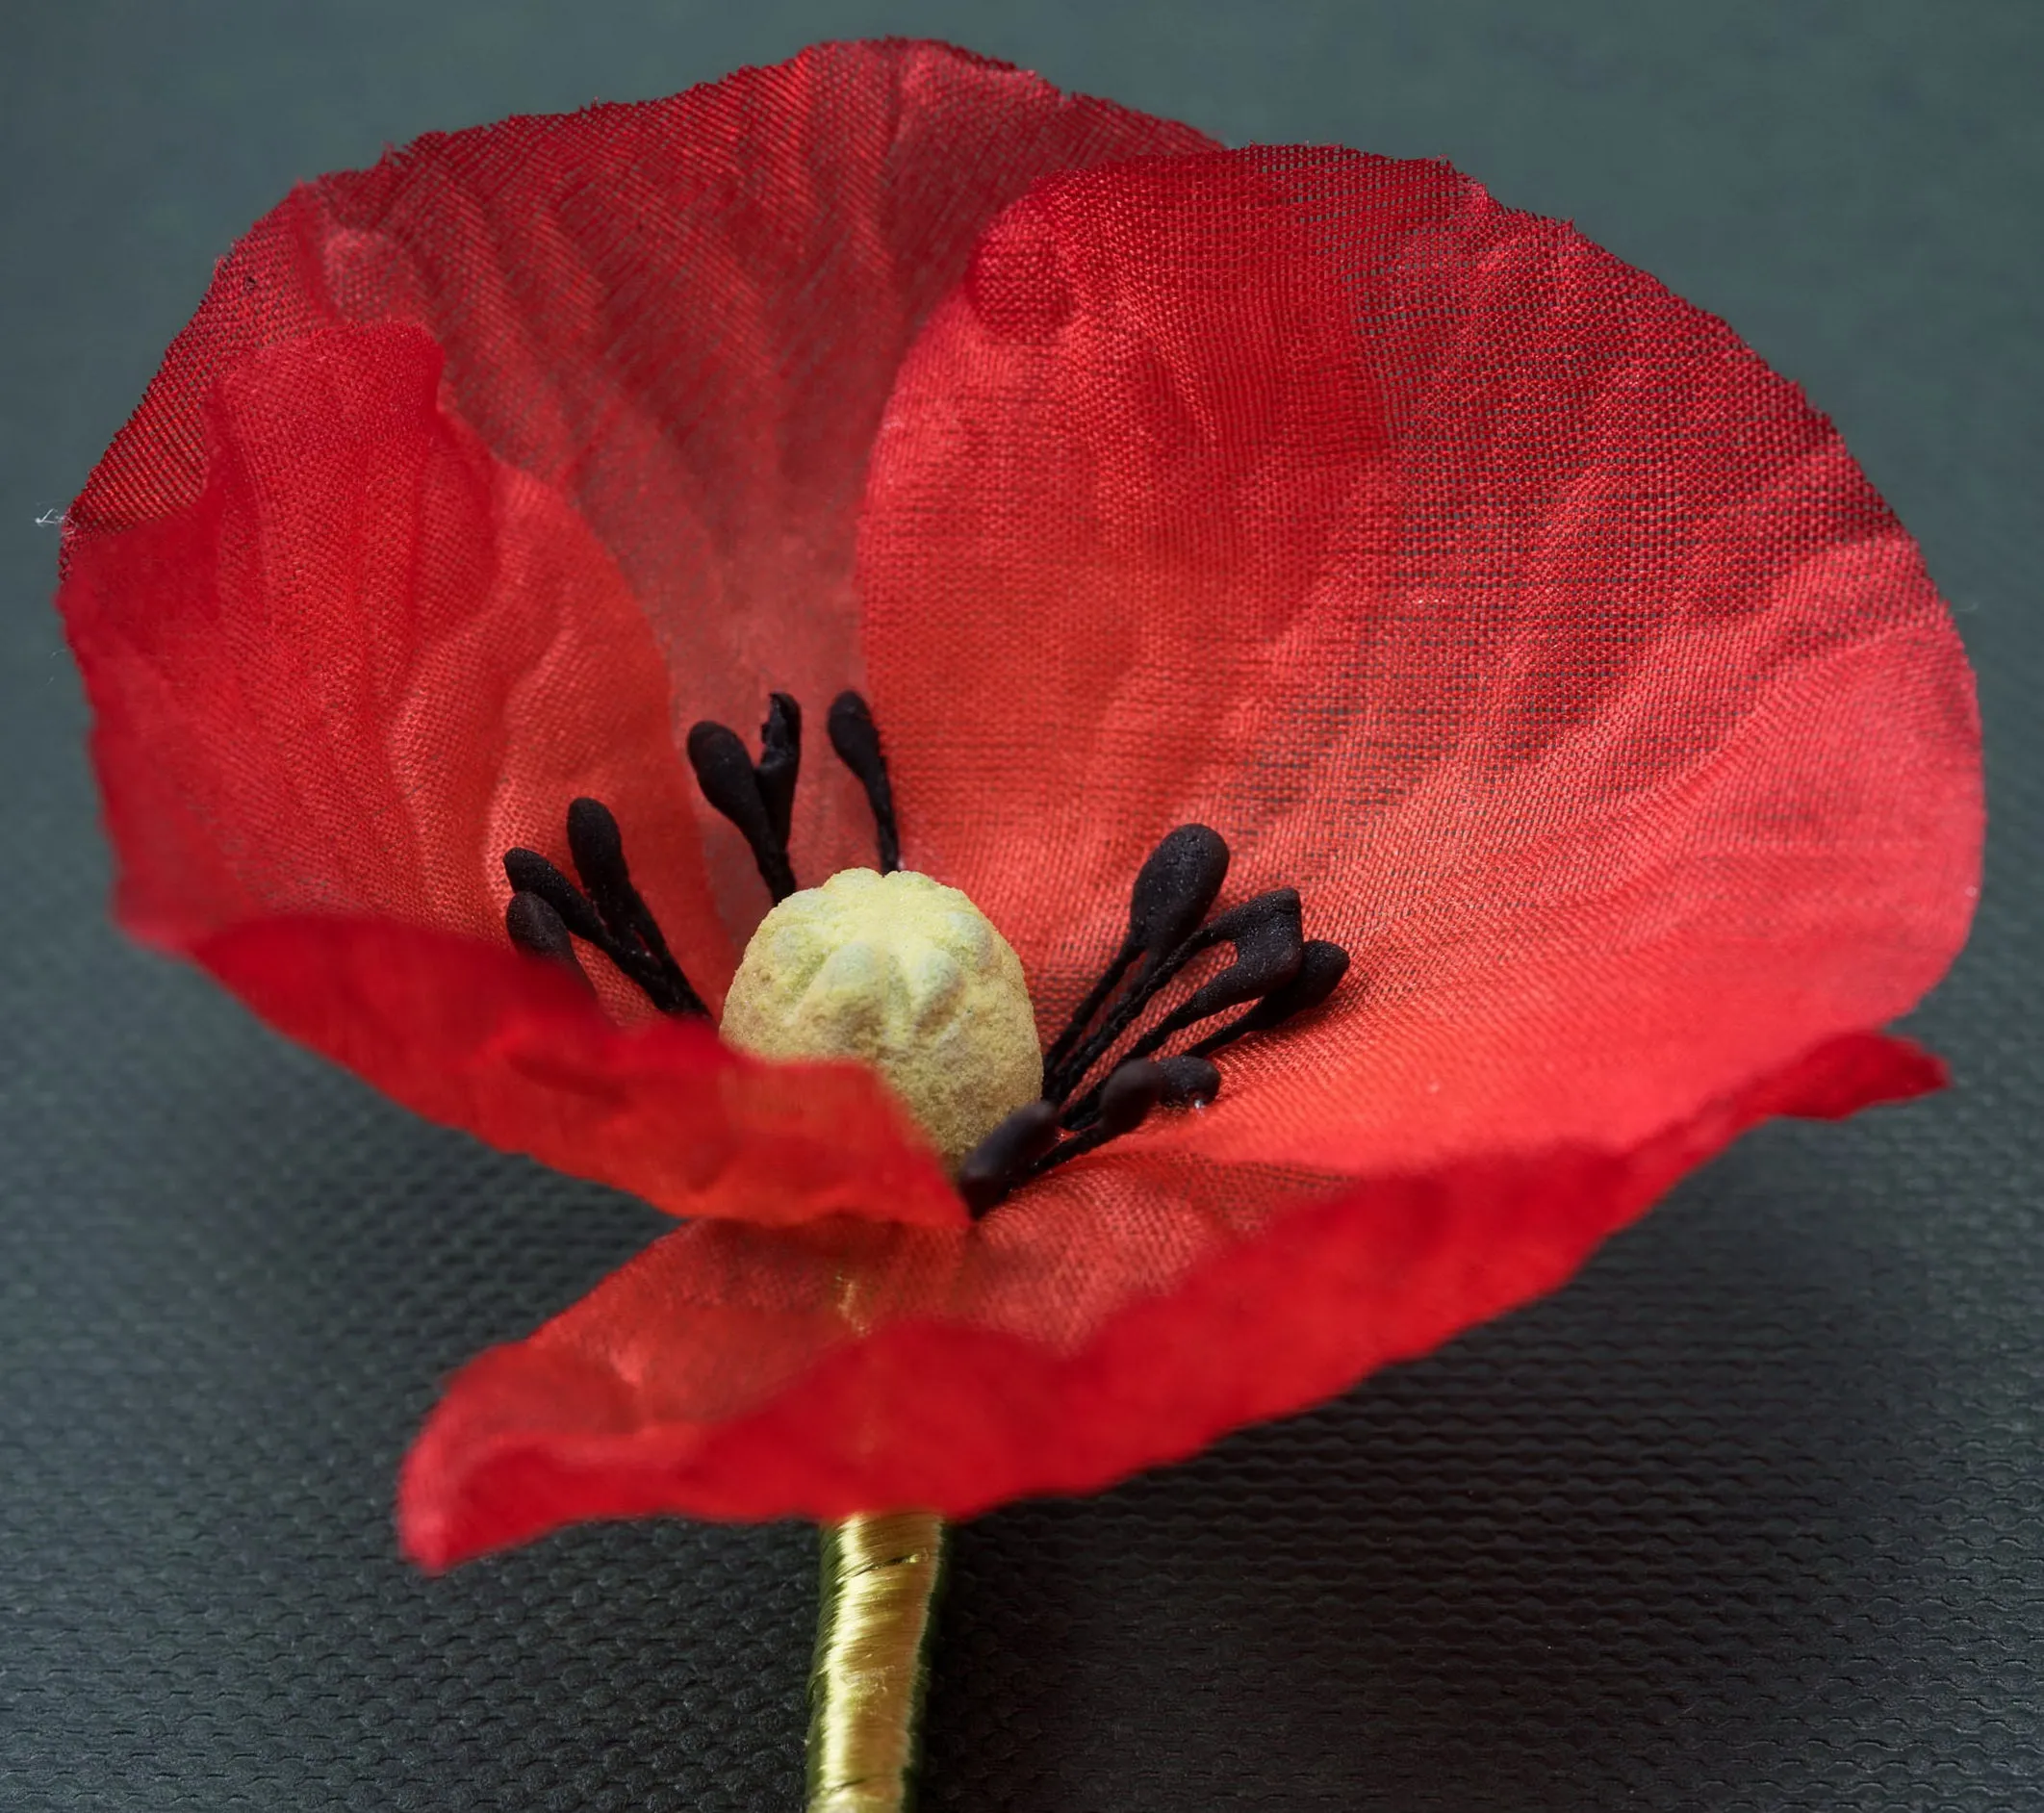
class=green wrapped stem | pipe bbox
[806,1512,949,1813]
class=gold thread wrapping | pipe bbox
[806,1511,948,1813]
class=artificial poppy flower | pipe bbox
[59,37,1980,1591]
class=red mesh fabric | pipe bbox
[67,38,1214,943]
[862,144,1980,1194]
[58,41,1205,1220]
[401,1032,1946,1557]
[56,40,1980,1554]
[60,319,953,1226]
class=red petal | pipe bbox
[860,148,1981,1194]
[205,917,958,1229]
[59,46,1214,1223]
[400,1030,1939,1559]
[69,40,1213,926]
[64,322,724,980]
[61,320,954,1227]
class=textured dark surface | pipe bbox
[2,4,2037,1809]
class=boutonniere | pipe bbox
[59,39,1980,1810]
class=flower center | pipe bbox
[720,868,1041,1170]
[498,692,1348,1213]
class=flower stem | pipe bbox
[806,1511,948,1813]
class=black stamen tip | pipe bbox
[827,690,901,874]
[1097,1060,1167,1137]
[685,721,763,827]
[562,799,707,1017]
[688,719,798,902]
[755,693,802,849]
[502,802,707,1019]
[1035,827,1345,1166]
[566,797,629,898]
[503,846,606,945]
[566,794,650,951]
[1128,825,1230,958]
[505,891,593,992]
[957,1099,1061,1219]
[1197,886,1304,954]
[1193,939,1350,1056]
[1041,826,1234,1102]
[1254,937,1350,1024]
[1156,1053,1222,1109]
[1121,887,1306,1062]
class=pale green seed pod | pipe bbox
[719,868,1041,1171]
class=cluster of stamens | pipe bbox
[954,826,1348,1217]
[502,798,706,1016]
[502,690,897,1010]
[501,691,1347,1220]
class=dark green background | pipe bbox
[5,4,2037,1808]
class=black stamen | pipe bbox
[1097,1059,1168,1134]
[1031,1060,1169,1180]
[505,842,662,998]
[827,690,901,874]
[1041,825,1229,1092]
[567,797,705,1015]
[1112,889,1305,1065]
[1128,825,1232,960]
[957,1099,1061,1219]
[1155,1053,1222,1108]
[1039,943,1136,1095]
[568,798,644,946]
[504,847,608,948]
[962,824,1341,1208]
[504,891,592,992]
[1048,887,1303,1108]
[687,720,799,903]
[1189,939,1351,1058]
[754,692,802,851]
[1019,816,1350,1175]
[501,804,707,1017]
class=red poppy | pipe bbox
[59,39,1980,1570]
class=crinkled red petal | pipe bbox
[859,145,1980,1215]
[66,39,1214,925]
[60,320,954,1227]
[57,44,1211,1221]
[205,916,959,1229]
[400,1031,1944,1562]
[63,321,726,983]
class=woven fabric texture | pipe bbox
[6,4,2039,1809]
[51,40,1977,1558]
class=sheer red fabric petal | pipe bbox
[66,38,1213,938]
[402,1030,1945,1559]
[56,41,1210,1218]
[861,146,1980,1203]
[206,918,958,1230]
[57,39,1983,1552]
[62,319,955,1226]
[65,321,722,979]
